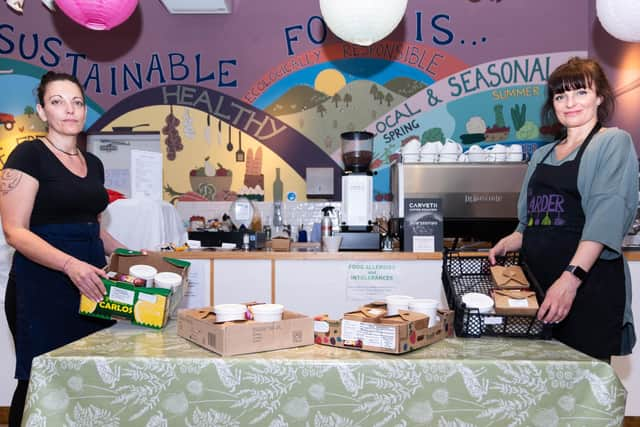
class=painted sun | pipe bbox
[314,69,347,96]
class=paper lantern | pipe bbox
[319,0,408,46]
[596,0,640,42]
[55,0,139,31]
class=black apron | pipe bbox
[522,124,625,359]
[10,222,114,380]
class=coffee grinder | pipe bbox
[339,131,380,250]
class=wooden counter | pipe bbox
[171,248,640,261]
[173,249,443,260]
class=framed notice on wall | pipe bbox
[87,132,161,198]
[403,198,443,252]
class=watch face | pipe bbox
[566,265,587,280]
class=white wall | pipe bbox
[612,261,640,416]
[0,226,16,406]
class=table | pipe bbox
[24,322,626,426]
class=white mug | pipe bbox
[442,138,463,155]
[467,145,486,162]
[486,144,507,162]
[401,138,421,154]
[422,141,443,154]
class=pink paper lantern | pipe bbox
[55,0,139,31]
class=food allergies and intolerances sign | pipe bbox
[346,262,398,303]
[403,198,443,252]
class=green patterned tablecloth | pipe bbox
[24,321,625,426]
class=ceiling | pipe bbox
[158,0,232,14]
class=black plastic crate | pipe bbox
[442,250,552,339]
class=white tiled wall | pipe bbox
[175,201,393,235]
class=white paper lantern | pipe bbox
[319,0,408,46]
[596,0,640,42]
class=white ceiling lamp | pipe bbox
[596,0,640,42]
[319,0,408,46]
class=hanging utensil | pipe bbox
[236,130,245,162]
[217,119,222,145]
[112,123,150,132]
[226,124,234,152]
[205,114,212,146]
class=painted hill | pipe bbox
[264,85,330,116]
[383,77,427,98]
[273,79,408,163]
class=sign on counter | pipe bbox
[403,198,443,252]
[346,262,398,303]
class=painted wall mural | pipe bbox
[0,1,594,202]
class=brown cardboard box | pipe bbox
[270,237,291,251]
[177,307,314,356]
[490,265,529,289]
[314,304,454,354]
[492,289,539,316]
[79,250,190,329]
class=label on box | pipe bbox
[342,319,397,349]
[508,298,529,308]
[109,286,135,305]
[138,293,157,303]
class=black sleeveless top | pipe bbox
[4,139,109,225]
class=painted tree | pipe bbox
[317,103,327,117]
[375,91,385,105]
[385,92,394,106]
[332,93,342,108]
[24,106,34,117]
[343,93,352,107]
[370,84,379,101]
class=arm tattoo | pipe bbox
[0,169,22,195]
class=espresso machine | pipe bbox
[390,161,528,247]
[339,131,380,251]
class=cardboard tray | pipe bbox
[79,249,190,329]
[313,304,454,354]
[177,307,315,356]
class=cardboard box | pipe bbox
[492,289,538,316]
[79,249,190,329]
[270,237,291,251]
[490,265,529,289]
[177,307,315,356]
[314,304,454,354]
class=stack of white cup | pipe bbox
[419,141,442,163]
[439,139,463,163]
[507,144,524,161]
[401,138,421,162]
[466,144,525,163]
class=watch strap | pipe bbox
[564,264,588,281]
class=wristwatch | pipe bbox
[564,264,588,281]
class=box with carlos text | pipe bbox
[177,307,315,356]
[313,303,454,354]
[79,249,190,329]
